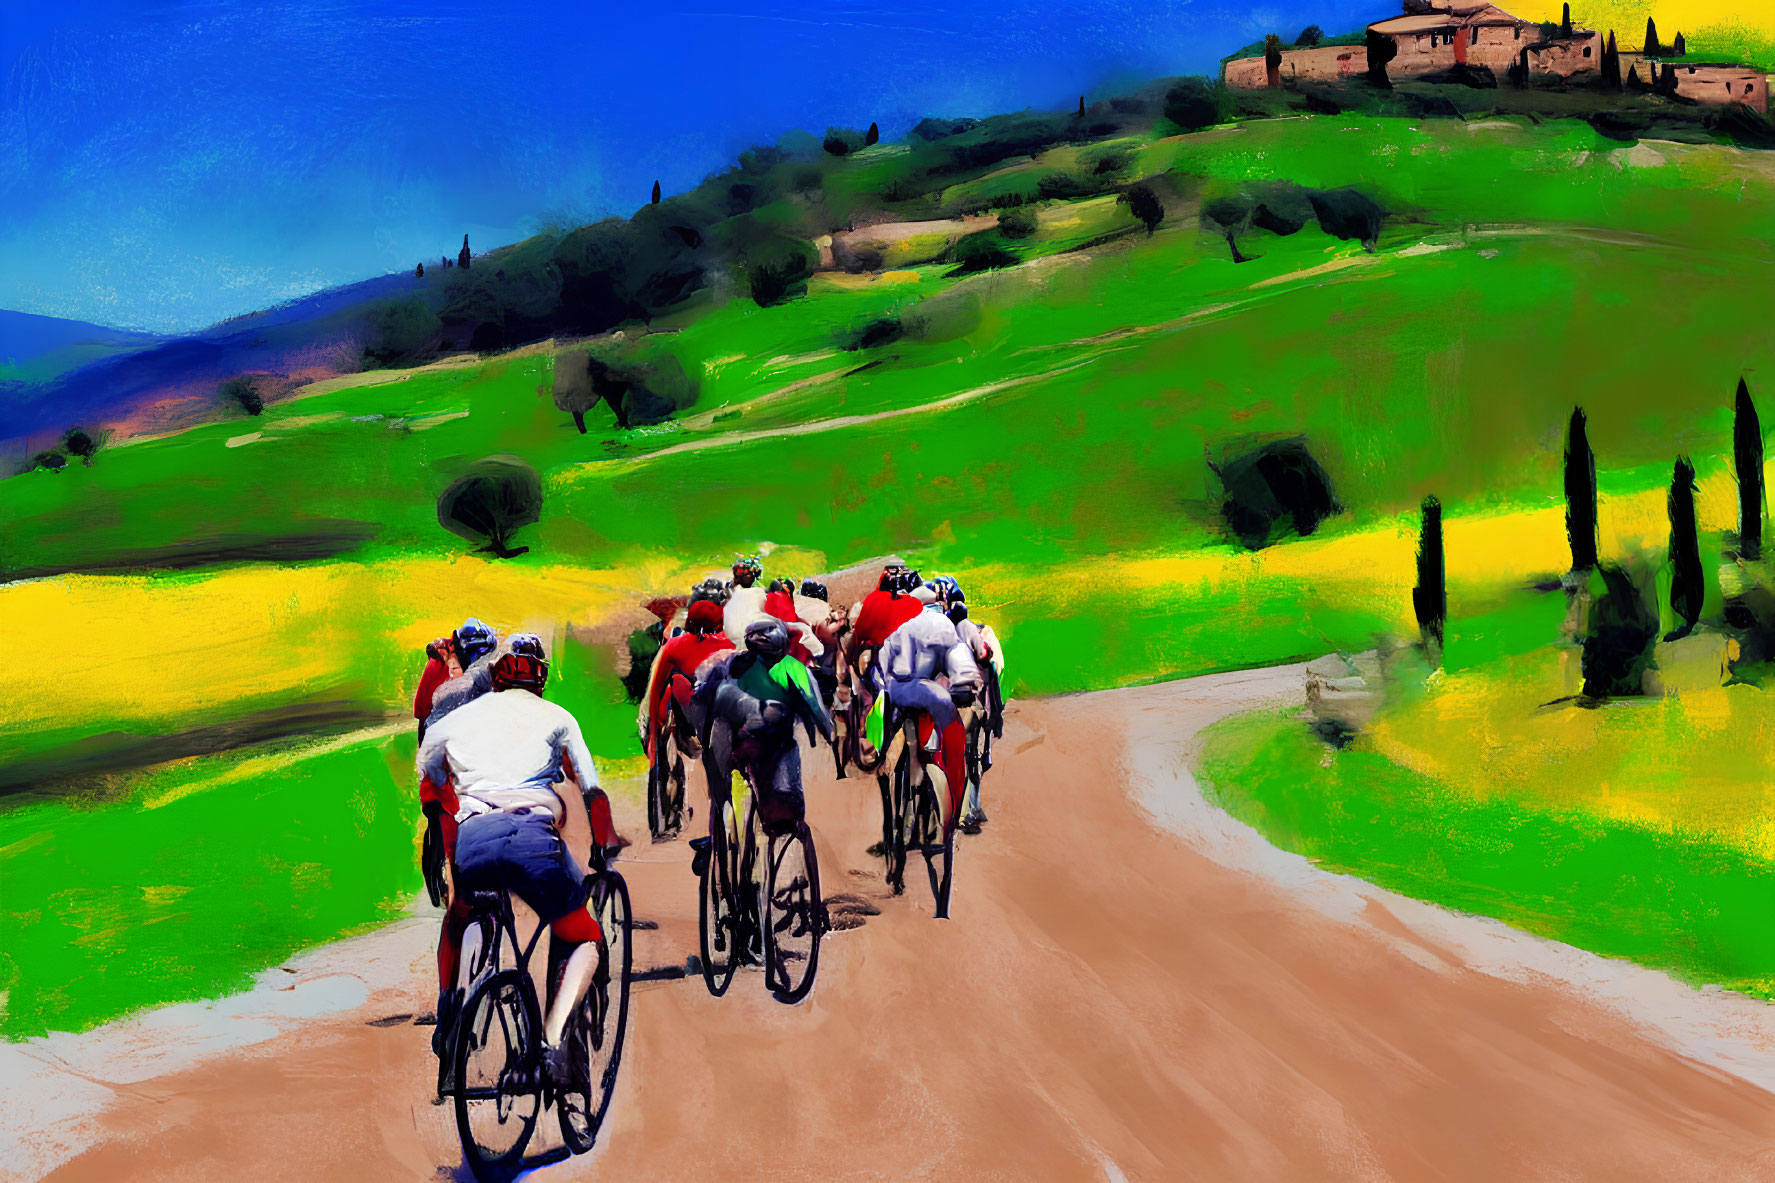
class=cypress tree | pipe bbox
[458,234,471,270]
[1644,17,1660,55]
[1673,32,1686,56]
[865,121,880,145]
[1413,496,1448,656]
[1077,95,1085,117]
[651,180,661,204]
[1667,456,1703,639]
[1735,378,1764,560]
[1565,407,1599,572]
[1659,62,1678,95]
[1560,3,1572,38]
[1602,31,1621,88]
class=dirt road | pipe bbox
[33,670,1775,1182]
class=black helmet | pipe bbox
[799,578,829,601]
[454,617,498,666]
[744,618,791,663]
[891,568,923,594]
[689,577,730,606]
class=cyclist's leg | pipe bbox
[479,810,601,1048]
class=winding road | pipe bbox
[18,667,1775,1182]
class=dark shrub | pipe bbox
[1308,188,1384,251]
[622,621,666,703]
[1212,437,1339,549]
[1120,183,1164,235]
[1581,564,1658,698]
[1163,78,1229,130]
[470,322,505,352]
[996,207,1039,239]
[846,317,904,350]
[1735,379,1763,560]
[583,346,699,428]
[220,376,263,416]
[437,455,543,559]
[31,450,67,472]
[63,426,98,466]
[1296,24,1324,46]
[945,234,1018,276]
[823,127,866,156]
[747,236,817,306]
[1365,29,1399,86]
[364,296,442,367]
[910,116,979,141]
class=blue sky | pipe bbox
[0,0,1372,334]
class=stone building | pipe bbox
[1624,57,1770,112]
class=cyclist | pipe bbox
[413,633,460,745]
[795,579,848,709]
[643,598,733,761]
[723,556,771,648]
[692,618,834,836]
[850,561,923,655]
[418,634,608,1086]
[878,583,982,832]
[424,618,501,731]
[764,578,823,667]
[929,576,1003,832]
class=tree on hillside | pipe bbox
[1264,34,1284,87]
[221,375,263,416]
[1413,495,1447,659]
[437,455,542,559]
[1163,78,1228,129]
[1296,24,1324,47]
[1565,406,1598,572]
[1602,30,1622,89]
[458,234,472,270]
[1365,29,1399,87]
[1735,378,1764,560]
[1509,48,1530,88]
[63,426,97,466]
[553,348,596,433]
[1077,95,1085,117]
[1119,183,1165,235]
[865,122,880,145]
[822,127,865,156]
[30,450,67,472]
[1673,32,1686,56]
[651,180,661,204]
[1643,17,1661,55]
[1666,456,1703,639]
[415,262,425,278]
[1561,3,1572,38]
[364,296,442,368]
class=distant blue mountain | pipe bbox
[2,272,428,444]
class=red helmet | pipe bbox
[491,634,549,693]
[686,599,724,634]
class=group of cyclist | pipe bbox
[407,555,1004,1147]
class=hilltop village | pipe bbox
[1226,1,1769,114]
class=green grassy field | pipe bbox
[5,111,1774,1038]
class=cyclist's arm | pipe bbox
[778,659,835,743]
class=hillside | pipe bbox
[4,90,1775,1039]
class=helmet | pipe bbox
[744,618,791,663]
[767,577,795,595]
[454,618,497,666]
[891,568,924,595]
[689,577,730,606]
[732,555,763,582]
[928,575,964,605]
[799,578,829,601]
[686,599,724,634]
[492,633,548,693]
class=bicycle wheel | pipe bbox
[764,822,822,1004]
[915,765,955,919]
[559,873,632,1154]
[697,798,741,997]
[885,719,917,895]
[453,969,541,1181]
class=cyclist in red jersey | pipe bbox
[643,598,734,760]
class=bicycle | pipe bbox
[447,847,632,1180]
[696,727,824,1004]
[962,660,1004,830]
[880,703,955,918]
[646,696,693,841]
